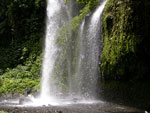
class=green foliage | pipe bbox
[101,0,150,81]
[0,0,45,94]
[0,54,42,94]
[0,78,40,94]
[0,0,45,69]
[0,33,43,94]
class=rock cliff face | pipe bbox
[101,0,150,81]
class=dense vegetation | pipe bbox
[0,0,45,93]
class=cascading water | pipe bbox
[40,0,60,101]
[73,0,107,99]
[26,0,106,106]
[38,0,74,105]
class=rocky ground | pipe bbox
[0,98,144,113]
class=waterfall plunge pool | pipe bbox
[0,97,142,113]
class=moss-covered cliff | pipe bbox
[102,0,150,81]
[101,0,150,110]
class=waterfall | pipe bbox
[40,0,59,101]
[28,0,106,106]
[39,0,73,104]
[73,0,107,99]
